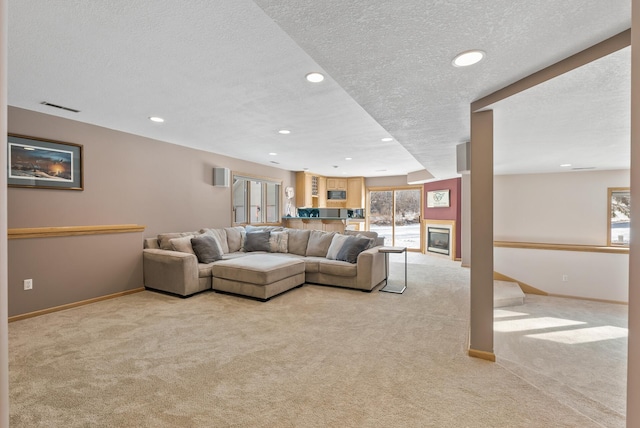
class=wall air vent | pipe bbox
[40,101,80,113]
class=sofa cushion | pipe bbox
[269,231,289,253]
[302,256,324,273]
[286,229,311,256]
[245,230,271,252]
[326,234,350,260]
[158,232,198,250]
[336,236,371,264]
[355,234,376,250]
[318,259,357,277]
[212,254,305,285]
[191,234,224,263]
[306,230,335,257]
[169,235,196,254]
[199,228,229,253]
[225,226,246,253]
[246,225,284,233]
[221,252,252,260]
[198,262,215,278]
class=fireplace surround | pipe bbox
[422,219,456,260]
[428,227,450,255]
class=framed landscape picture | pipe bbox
[8,134,83,190]
[426,189,450,208]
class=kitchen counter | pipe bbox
[282,217,346,233]
[283,216,347,220]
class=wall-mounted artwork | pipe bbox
[426,189,450,208]
[8,134,83,190]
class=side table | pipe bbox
[379,246,407,294]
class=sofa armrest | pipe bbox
[355,246,386,290]
[143,249,200,296]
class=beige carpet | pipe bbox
[494,294,627,428]
[9,254,623,427]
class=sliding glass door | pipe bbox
[369,187,422,250]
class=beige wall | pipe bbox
[7,107,295,317]
[493,170,630,301]
[365,175,408,187]
[494,170,630,244]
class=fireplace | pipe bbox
[427,227,450,255]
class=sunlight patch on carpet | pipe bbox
[526,325,628,344]
[493,309,529,319]
[493,317,586,333]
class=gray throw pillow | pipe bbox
[326,234,350,260]
[191,235,224,263]
[336,236,371,264]
[244,231,271,252]
[355,233,376,250]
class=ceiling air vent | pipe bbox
[571,167,596,171]
[40,101,80,113]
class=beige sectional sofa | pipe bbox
[143,226,387,299]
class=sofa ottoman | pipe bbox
[212,254,305,301]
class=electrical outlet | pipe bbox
[23,279,33,290]
[562,275,569,282]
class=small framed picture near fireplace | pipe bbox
[8,134,83,190]
[426,189,450,208]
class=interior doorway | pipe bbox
[368,187,423,250]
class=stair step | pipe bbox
[494,280,525,308]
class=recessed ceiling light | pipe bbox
[560,163,572,167]
[278,129,291,135]
[305,72,325,83]
[345,157,352,161]
[381,137,393,142]
[269,152,278,156]
[149,116,164,123]
[452,50,485,67]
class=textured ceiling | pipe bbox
[492,47,631,175]
[7,1,632,179]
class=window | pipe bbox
[608,187,630,247]
[233,173,281,225]
[368,187,422,249]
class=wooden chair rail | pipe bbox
[8,224,146,239]
[494,241,628,254]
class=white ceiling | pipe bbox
[7,1,632,179]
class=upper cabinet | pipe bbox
[317,176,327,208]
[296,171,319,208]
[327,178,347,191]
[346,177,365,208]
[296,173,365,208]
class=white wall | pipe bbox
[494,170,630,302]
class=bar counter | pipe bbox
[282,217,346,233]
